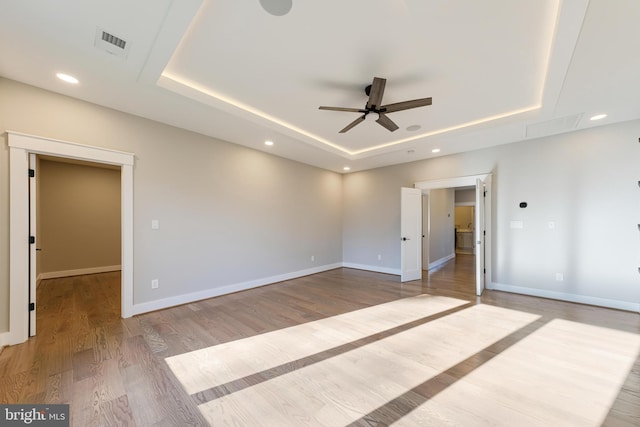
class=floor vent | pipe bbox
[94,28,130,58]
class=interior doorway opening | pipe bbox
[414,174,492,296]
[30,155,123,336]
[454,190,476,255]
[8,132,134,345]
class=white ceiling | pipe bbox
[1,0,638,173]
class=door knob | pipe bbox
[401,237,410,241]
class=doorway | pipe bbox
[32,155,122,335]
[414,174,492,296]
[455,195,475,255]
[8,132,134,345]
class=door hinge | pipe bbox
[29,168,35,178]
[29,236,35,244]
[29,302,35,311]
[484,268,486,274]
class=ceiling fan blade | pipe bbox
[319,106,366,113]
[366,77,386,110]
[339,114,367,133]
[382,97,432,113]
[376,113,399,132]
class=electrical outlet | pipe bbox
[310,255,315,262]
[555,273,563,282]
[151,279,159,289]
[377,254,382,261]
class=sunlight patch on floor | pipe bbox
[184,303,540,426]
[165,294,468,394]
[395,319,640,426]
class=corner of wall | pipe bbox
[0,331,10,350]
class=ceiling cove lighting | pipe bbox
[162,67,543,157]
[590,114,607,121]
[56,73,79,84]
[264,140,274,146]
[432,148,441,153]
[160,0,561,158]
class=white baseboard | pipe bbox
[428,253,456,270]
[130,263,343,316]
[341,263,401,276]
[0,331,10,351]
[39,265,122,280]
[489,282,640,313]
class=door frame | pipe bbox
[415,173,492,294]
[7,131,135,345]
[28,153,36,336]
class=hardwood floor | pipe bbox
[0,255,638,426]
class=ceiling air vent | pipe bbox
[526,114,583,139]
[94,27,130,58]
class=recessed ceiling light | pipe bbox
[343,166,351,171]
[406,125,421,132]
[264,140,274,146]
[56,73,79,84]
[432,148,441,153]
[590,114,607,121]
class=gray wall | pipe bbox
[2,77,639,335]
[343,119,640,309]
[455,189,475,204]
[0,78,343,332]
[429,188,455,264]
[38,159,121,275]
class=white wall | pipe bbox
[343,119,640,311]
[0,78,343,333]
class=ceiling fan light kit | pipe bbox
[319,77,432,133]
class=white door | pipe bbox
[28,153,37,336]
[401,187,422,282]
[475,177,487,295]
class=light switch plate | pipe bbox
[151,220,159,230]
[510,220,524,229]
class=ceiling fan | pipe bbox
[319,77,432,133]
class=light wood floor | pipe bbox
[0,255,638,426]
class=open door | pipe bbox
[28,153,37,336]
[475,176,491,295]
[401,187,422,282]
